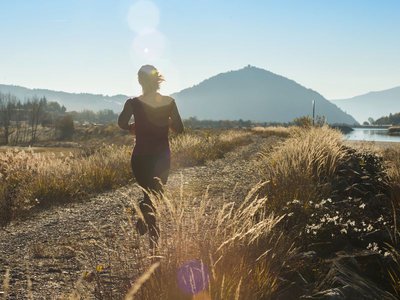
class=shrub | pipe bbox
[257,126,346,211]
[56,115,75,140]
[293,116,313,128]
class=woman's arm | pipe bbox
[170,100,184,134]
[118,99,134,131]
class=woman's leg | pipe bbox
[131,152,170,249]
[146,153,170,248]
[131,154,156,236]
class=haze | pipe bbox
[1,0,399,99]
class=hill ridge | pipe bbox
[331,86,400,123]
[172,65,357,124]
[1,66,358,124]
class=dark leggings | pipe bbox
[131,152,170,246]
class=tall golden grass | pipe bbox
[3,126,400,298]
[382,148,400,295]
[257,126,347,211]
[251,126,292,138]
[75,182,294,299]
[0,145,132,224]
[0,130,252,225]
[170,130,252,168]
[383,147,400,208]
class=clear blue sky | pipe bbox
[1,0,399,99]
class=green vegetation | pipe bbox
[375,112,400,125]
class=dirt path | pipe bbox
[0,135,279,299]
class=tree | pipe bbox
[0,93,17,145]
[368,117,375,125]
[30,97,47,143]
[56,115,74,140]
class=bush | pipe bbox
[257,126,346,211]
[293,116,313,128]
[56,115,75,140]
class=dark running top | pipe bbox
[118,96,184,155]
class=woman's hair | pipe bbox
[138,65,164,92]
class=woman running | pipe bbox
[118,65,184,249]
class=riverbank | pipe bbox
[345,139,400,153]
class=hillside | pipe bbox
[331,86,400,123]
[0,84,125,112]
[172,66,358,124]
[1,67,358,124]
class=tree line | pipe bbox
[0,92,122,145]
[374,112,400,125]
[0,93,71,145]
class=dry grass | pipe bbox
[4,126,400,298]
[382,147,400,207]
[0,130,253,225]
[170,130,252,168]
[0,145,132,225]
[382,147,400,295]
[251,126,292,138]
[257,126,347,211]
[75,182,294,299]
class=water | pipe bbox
[345,127,400,142]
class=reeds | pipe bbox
[77,181,294,299]
[170,130,252,168]
[257,126,347,211]
[0,145,132,225]
[0,130,253,223]
[251,126,292,138]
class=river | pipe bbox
[345,127,400,142]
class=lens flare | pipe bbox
[177,260,210,295]
[127,0,160,34]
[132,30,166,61]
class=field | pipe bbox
[1,126,400,299]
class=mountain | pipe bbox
[172,66,357,124]
[1,67,358,124]
[0,84,126,112]
[331,86,400,123]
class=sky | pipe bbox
[0,0,399,99]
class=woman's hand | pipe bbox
[128,123,136,135]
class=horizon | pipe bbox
[1,0,399,99]
[1,65,400,101]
